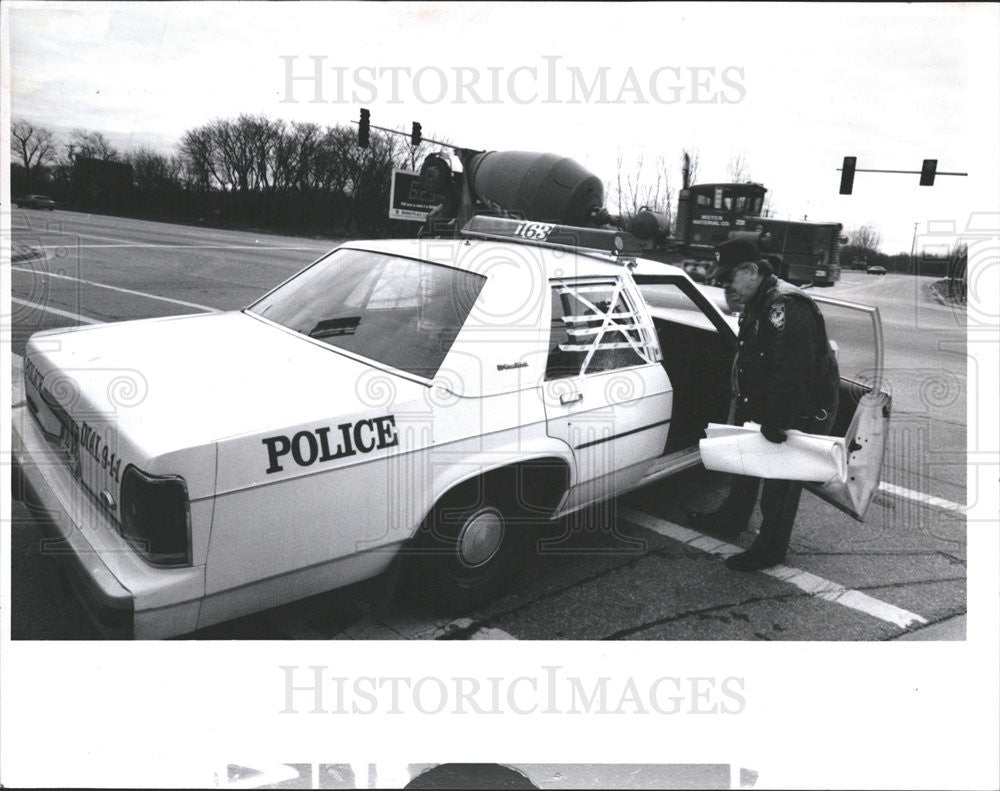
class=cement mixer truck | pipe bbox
[416,148,618,233]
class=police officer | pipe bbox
[689,238,840,571]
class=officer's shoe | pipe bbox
[687,511,743,540]
[724,550,783,572]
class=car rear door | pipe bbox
[542,274,671,511]
[804,295,891,521]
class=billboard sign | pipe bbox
[389,169,445,222]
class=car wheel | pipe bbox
[411,481,526,610]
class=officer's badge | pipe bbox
[769,303,785,330]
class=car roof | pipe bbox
[340,237,687,280]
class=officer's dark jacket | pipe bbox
[735,274,840,429]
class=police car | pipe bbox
[11,216,889,638]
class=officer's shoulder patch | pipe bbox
[769,303,785,330]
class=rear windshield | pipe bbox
[248,248,486,379]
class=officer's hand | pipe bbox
[761,425,787,444]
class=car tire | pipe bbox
[410,481,527,610]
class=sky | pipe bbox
[6,1,1000,253]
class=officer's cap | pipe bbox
[707,238,763,281]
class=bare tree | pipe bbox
[346,130,402,232]
[11,119,57,190]
[843,223,883,268]
[657,155,673,225]
[947,240,967,300]
[127,147,181,193]
[612,153,671,223]
[272,120,323,192]
[180,125,223,191]
[727,153,751,183]
[850,224,882,255]
[244,114,283,191]
[69,129,119,161]
[401,139,421,172]
[314,125,357,195]
[173,114,415,232]
[212,118,253,192]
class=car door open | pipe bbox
[804,295,891,521]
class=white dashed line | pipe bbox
[11,266,218,313]
[877,482,967,515]
[619,507,928,630]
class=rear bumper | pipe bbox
[11,397,205,639]
[13,453,135,636]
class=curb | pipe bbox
[892,613,966,641]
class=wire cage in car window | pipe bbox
[546,277,660,379]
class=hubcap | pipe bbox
[457,508,504,567]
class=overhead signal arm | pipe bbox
[353,108,450,148]
[837,156,967,194]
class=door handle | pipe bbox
[560,392,583,405]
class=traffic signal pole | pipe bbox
[353,108,449,148]
[837,156,967,194]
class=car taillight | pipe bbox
[120,466,192,567]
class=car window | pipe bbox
[249,248,486,379]
[545,277,658,380]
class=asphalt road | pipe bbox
[7,208,967,641]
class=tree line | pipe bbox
[11,116,424,236]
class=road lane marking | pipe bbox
[11,266,218,313]
[54,243,322,251]
[23,226,329,250]
[619,507,929,630]
[10,297,101,324]
[878,482,966,515]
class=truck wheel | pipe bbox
[411,483,526,610]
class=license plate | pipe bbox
[58,424,82,480]
[815,270,826,277]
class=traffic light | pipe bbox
[839,156,857,195]
[358,108,370,148]
[920,159,937,186]
[411,121,422,147]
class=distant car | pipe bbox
[17,194,57,210]
[866,265,887,275]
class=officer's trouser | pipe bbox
[716,409,837,561]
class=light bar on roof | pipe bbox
[461,215,641,257]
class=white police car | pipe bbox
[11,216,889,638]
